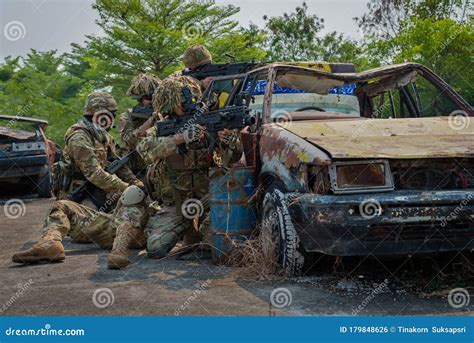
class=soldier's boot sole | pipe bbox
[12,241,65,264]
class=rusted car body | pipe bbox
[205,62,473,274]
[0,115,57,197]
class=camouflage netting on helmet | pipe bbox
[126,73,162,99]
[183,45,212,69]
[152,75,202,114]
[84,92,118,115]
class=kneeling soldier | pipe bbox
[12,186,152,269]
[137,75,243,258]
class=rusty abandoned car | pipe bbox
[0,115,58,198]
[205,62,473,275]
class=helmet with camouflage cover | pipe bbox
[152,75,202,114]
[126,73,161,100]
[84,92,118,116]
[183,45,212,70]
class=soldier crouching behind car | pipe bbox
[11,185,157,269]
[117,73,161,176]
[54,92,143,206]
[137,75,243,259]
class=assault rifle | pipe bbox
[156,105,255,151]
[182,62,258,80]
[65,150,136,212]
[130,104,154,119]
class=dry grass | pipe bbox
[225,230,286,281]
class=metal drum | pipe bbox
[209,166,256,264]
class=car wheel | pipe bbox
[260,183,305,276]
[37,167,52,198]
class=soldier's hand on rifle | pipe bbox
[218,129,235,145]
[138,117,154,135]
[131,179,145,190]
[201,77,213,89]
[182,124,206,145]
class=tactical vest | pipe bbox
[53,119,114,198]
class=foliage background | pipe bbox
[0,0,472,145]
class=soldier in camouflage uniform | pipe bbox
[58,92,143,205]
[118,73,161,175]
[12,185,156,269]
[137,75,243,258]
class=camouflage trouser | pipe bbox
[40,200,147,249]
[144,206,187,258]
[144,206,211,258]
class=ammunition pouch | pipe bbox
[52,160,74,198]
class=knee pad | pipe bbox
[120,185,145,206]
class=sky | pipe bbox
[0,0,368,60]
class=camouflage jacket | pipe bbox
[137,125,243,208]
[62,119,139,193]
[118,104,154,149]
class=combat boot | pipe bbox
[107,223,133,269]
[12,240,65,264]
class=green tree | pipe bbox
[72,0,266,78]
[262,2,366,68]
[0,50,85,143]
[355,0,472,39]
[368,17,474,103]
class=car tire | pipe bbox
[37,167,52,198]
[260,183,305,276]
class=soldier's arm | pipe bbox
[115,165,143,187]
[118,113,153,149]
[68,132,129,193]
[136,127,179,164]
[107,136,144,187]
[218,130,244,167]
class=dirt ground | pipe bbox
[0,198,472,316]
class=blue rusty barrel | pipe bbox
[209,166,256,264]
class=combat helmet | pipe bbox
[183,45,212,70]
[84,92,118,116]
[152,75,202,114]
[126,73,161,100]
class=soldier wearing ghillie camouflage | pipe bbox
[56,92,143,205]
[118,73,161,175]
[137,75,243,258]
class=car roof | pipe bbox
[250,62,426,81]
[0,115,48,127]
